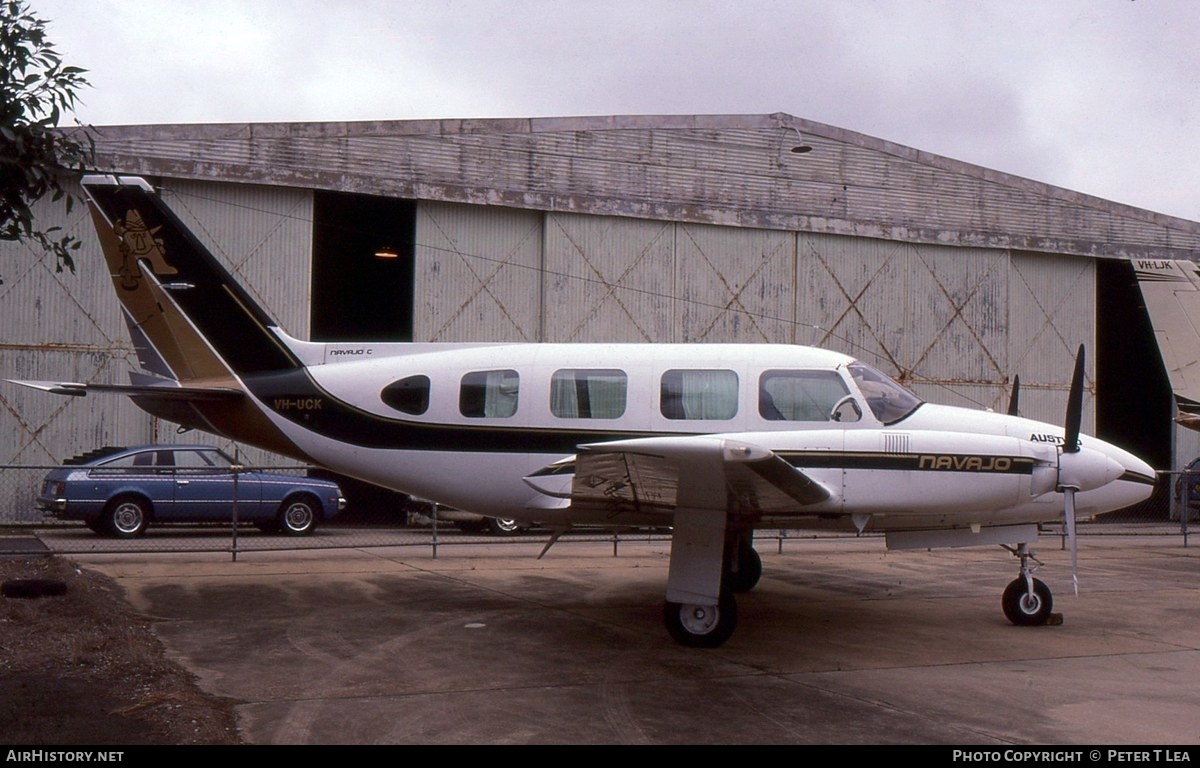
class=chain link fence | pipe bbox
[1,463,1193,557]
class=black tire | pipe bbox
[1002,577,1054,626]
[278,496,319,536]
[663,592,738,648]
[486,517,523,536]
[725,544,762,593]
[103,496,149,538]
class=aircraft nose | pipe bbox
[1073,440,1158,514]
[1060,448,1126,492]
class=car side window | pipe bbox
[174,450,221,473]
[93,453,157,475]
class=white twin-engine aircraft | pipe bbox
[13,175,1157,647]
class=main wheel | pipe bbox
[103,497,148,538]
[663,593,738,648]
[1002,577,1053,626]
[486,517,523,536]
[725,544,762,593]
[278,497,319,536]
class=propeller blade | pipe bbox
[1007,374,1020,416]
[1064,486,1079,596]
[1064,344,1085,454]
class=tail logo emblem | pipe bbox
[114,209,176,290]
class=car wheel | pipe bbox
[104,497,148,538]
[278,496,319,536]
[486,517,523,536]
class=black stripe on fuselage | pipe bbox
[778,451,1036,474]
[244,368,660,453]
[245,369,1040,472]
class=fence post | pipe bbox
[230,448,241,562]
[429,500,439,559]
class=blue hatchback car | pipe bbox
[37,444,346,538]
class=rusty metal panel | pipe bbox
[796,234,1093,427]
[163,179,313,339]
[1008,251,1096,430]
[0,180,125,348]
[899,244,1011,390]
[414,202,543,342]
[542,213,676,342]
[797,233,916,369]
[0,348,154,466]
[675,223,797,343]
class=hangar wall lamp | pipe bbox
[787,125,813,154]
[374,245,399,259]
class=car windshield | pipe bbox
[847,362,923,424]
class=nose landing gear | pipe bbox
[1001,541,1055,626]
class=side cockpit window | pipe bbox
[381,375,431,415]
[847,362,923,424]
[460,370,519,418]
[759,370,858,422]
[551,369,628,419]
[660,369,738,420]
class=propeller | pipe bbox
[1058,344,1086,596]
[1006,374,1021,416]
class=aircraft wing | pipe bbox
[1132,259,1200,427]
[542,435,833,515]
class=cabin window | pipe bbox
[660,369,739,420]
[460,370,520,418]
[381,375,431,415]
[759,370,858,422]
[550,369,628,419]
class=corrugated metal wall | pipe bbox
[163,179,313,339]
[544,213,676,342]
[412,204,1095,430]
[415,202,543,342]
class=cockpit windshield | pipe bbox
[847,362,923,424]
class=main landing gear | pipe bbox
[662,532,762,648]
[1001,541,1055,626]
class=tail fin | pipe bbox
[1131,259,1200,430]
[82,175,302,382]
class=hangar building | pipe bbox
[3,113,1198,518]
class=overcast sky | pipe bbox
[32,0,1200,222]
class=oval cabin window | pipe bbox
[381,375,431,415]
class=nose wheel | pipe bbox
[1001,542,1055,626]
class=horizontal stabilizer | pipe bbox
[7,378,243,400]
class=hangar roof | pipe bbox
[87,112,1200,261]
